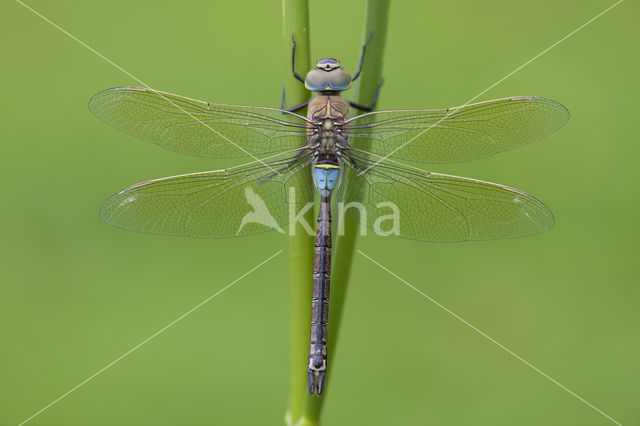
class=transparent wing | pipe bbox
[100,149,314,238]
[346,96,569,163]
[89,87,309,158]
[336,151,554,242]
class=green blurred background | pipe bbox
[1,1,638,425]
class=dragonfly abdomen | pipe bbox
[308,194,332,395]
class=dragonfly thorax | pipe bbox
[305,58,352,92]
[307,95,349,123]
[311,118,343,154]
[306,94,349,196]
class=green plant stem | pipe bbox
[299,1,390,424]
[282,2,312,426]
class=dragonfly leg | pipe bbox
[351,30,374,82]
[291,34,305,83]
[281,85,310,112]
[348,78,384,112]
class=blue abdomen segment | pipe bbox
[313,166,340,196]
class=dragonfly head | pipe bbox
[305,58,352,92]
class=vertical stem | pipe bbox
[282,1,312,426]
[352,0,389,112]
[300,1,390,424]
[330,0,390,351]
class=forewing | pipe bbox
[336,153,554,242]
[100,150,314,238]
[346,96,569,163]
[89,87,309,158]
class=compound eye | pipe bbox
[327,68,352,90]
[305,68,328,91]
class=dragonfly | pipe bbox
[89,39,569,395]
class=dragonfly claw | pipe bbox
[307,369,326,395]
